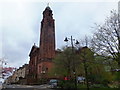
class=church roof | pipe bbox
[29,44,39,56]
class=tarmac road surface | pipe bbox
[1,84,53,90]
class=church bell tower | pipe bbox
[39,6,55,61]
[27,5,56,84]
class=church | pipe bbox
[27,5,56,84]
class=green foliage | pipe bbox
[53,47,80,77]
[88,70,113,85]
[88,60,114,85]
[115,72,120,81]
[52,46,117,88]
[90,84,109,88]
[77,84,87,88]
[58,80,76,89]
[79,47,94,62]
[78,47,115,86]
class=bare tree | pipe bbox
[91,11,120,67]
[79,35,92,48]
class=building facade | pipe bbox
[5,64,28,84]
[27,6,55,84]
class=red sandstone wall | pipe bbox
[37,61,53,75]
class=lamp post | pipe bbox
[64,36,79,89]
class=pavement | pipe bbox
[1,89,53,90]
[1,84,53,90]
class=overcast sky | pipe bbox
[0,0,118,68]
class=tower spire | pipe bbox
[47,3,49,7]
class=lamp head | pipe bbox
[75,40,79,44]
[64,37,68,42]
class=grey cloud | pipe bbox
[0,2,117,68]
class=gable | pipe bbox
[29,45,39,56]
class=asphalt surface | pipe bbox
[2,88,52,90]
[1,84,53,90]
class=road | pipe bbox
[1,84,53,90]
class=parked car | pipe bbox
[49,79,58,88]
[77,76,85,83]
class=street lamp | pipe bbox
[64,36,79,48]
[64,36,79,89]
